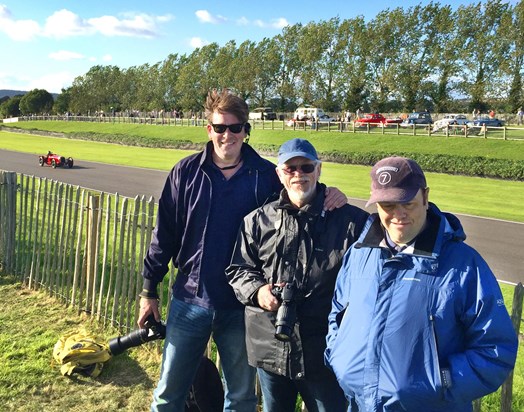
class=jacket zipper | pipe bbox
[429,314,444,394]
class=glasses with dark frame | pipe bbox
[210,123,245,134]
[280,163,318,175]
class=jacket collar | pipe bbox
[276,183,326,216]
[356,203,465,257]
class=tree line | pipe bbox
[1,1,523,119]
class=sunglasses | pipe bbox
[280,163,317,175]
[210,123,245,134]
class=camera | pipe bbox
[108,314,166,356]
[272,282,297,342]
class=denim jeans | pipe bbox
[257,368,347,412]
[151,298,257,412]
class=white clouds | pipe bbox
[189,37,209,48]
[0,4,40,41]
[195,10,226,24]
[196,9,288,29]
[48,50,85,61]
[88,14,166,38]
[236,16,249,26]
[47,50,112,64]
[44,9,90,38]
[271,18,289,29]
[27,71,77,93]
[0,69,74,93]
[0,5,173,41]
[250,17,289,29]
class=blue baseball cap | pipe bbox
[278,138,319,164]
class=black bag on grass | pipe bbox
[185,356,224,412]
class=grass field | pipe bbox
[1,124,524,222]
[0,121,523,411]
[3,120,524,160]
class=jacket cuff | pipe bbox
[139,279,159,299]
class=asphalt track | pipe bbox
[1,149,522,285]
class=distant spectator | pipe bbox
[472,108,481,119]
[517,107,523,125]
[489,109,495,118]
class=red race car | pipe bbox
[38,151,74,168]
[354,113,402,127]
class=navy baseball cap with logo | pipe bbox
[278,138,319,164]
[366,156,427,207]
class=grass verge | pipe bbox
[0,276,159,412]
[0,275,521,412]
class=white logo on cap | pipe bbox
[378,172,391,185]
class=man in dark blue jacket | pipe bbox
[137,89,346,412]
[325,156,518,412]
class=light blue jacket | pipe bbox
[325,204,518,412]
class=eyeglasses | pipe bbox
[280,163,317,175]
[210,123,245,134]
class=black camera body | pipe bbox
[272,283,297,342]
[108,314,166,356]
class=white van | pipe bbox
[293,107,327,121]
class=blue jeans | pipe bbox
[257,368,347,412]
[152,298,257,412]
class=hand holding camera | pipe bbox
[271,282,298,342]
[108,314,166,356]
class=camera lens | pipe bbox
[274,302,296,342]
[108,328,149,356]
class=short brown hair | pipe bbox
[204,89,249,123]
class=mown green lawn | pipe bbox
[3,120,524,160]
[1,124,524,222]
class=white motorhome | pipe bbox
[293,107,328,121]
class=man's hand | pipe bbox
[257,284,280,311]
[324,187,348,211]
[137,297,160,328]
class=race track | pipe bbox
[1,149,522,285]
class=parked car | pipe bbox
[432,114,468,131]
[354,113,402,127]
[38,151,74,168]
[467,116,505,128]
[316,114,337,123]
[401,111,433,127]
[248,107,277,121]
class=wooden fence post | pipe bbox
[71,190,86,309]
[500,282,524,412]
[85,195,99,314]
[0,172,17,273]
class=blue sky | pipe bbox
[0,1,515,93]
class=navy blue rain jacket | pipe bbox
[141,142,281,308]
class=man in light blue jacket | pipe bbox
[325,156,518,412]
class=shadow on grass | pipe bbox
[64,353,155,390]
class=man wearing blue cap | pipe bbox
[325,156,518,412]
[227,138,369,412]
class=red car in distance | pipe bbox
[38,151,74,168]
[354,113,403,127]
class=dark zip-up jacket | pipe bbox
[226,184,368,379]
[141,142,281,308]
